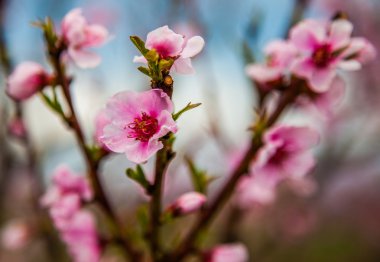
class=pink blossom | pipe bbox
[168,192,207,216]
[99,89,177,163]
[94,109,111,150]
[206,243,249,262]
[62,8,110,68]
[6,61,48,101]
[0,220,30,250]
[290,19,374,92]
[246,40,297,88]
[253,125,319,182]
[133,25,204,74]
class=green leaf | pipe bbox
[137,66,151,77]
[185,156,212,194]
[130,36,149,56]
[173,102,202,121]
[126,165,152,192]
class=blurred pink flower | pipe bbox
[99,89,177,163]
[237,174,277,207]
[41,166,100,262]
[0,220,30,250]
[167,192,206,216]
[133,25,205,74]
[94,109,111,150]
[6,61,49,101]
[246,40,297,88]
[290,19,374,92]
[206,243,249,262]
[62,8,110,68]
[253,125,319,182]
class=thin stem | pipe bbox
[167,86,299,261]
[47,45,143,261]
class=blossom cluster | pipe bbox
[40,166,100,262]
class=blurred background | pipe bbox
[1,0,380,261]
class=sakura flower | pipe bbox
[205,243,249,262]
[290,19,374,92]
[99,89,177,163]
[6,61,49,101]
[133,25,204,74]
[61,8,110,68]
[252,125,319,182]
[246,40,297,88]
[167,192,207,216]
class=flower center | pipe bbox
[312,44,333,68]
[127,112,159,142]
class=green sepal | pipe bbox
[137,66,151,77]
[126,165,152,192]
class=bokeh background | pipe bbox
[1,0,380,261]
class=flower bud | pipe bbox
[205,243,249,262]
[167,192,206,216]
[6,62,48,101]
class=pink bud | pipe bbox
[6,62,48,101]
[7,118,27,138]
[168,192,206,216]
[206,243,249,262]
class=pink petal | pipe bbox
[68,48,101,68]
[290,20,326,52]
[338,60,361,71]
[309,68,336,93]
[291,58,315,79]
[173,57,194,74]
[283,152,316,179]
[208,243,249,262]
[133,55,147,64]
[181,36,205,58]
[329,19,353,50]
[146,25,184,57]
[124,139,163,163]
[83,24,109,47]
[153,110,178,139]
[245,64,282,84]
[169,192,206,215]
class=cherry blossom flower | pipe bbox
[252,125,319,182]
[205,243,249,262]
[99,89,177,163]
[167,192,207,216]
[246,40,297,89]
[6,62,49,101]
[61,8,110,68]
[290,19,374,92]
[133,25,204,74]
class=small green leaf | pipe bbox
[173,102,202,121]
[185,156,213,194]
[126,165,152,192]
[130,36,149,56]
[137,66,151,77]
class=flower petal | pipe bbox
[173,57,194,74]
[329,19,353,50]
[181,36,205,58]
[68,48,101,68]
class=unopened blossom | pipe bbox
[252,125,319,182]
[167,192,206,216]
[205,243,249,262]
[133,25,204,74]
[290,19,375,92]
[246,40,297,88]
[99,89,177,163]
[61,8,110,68]
[0,220,30,250]
[6,61,49,101]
